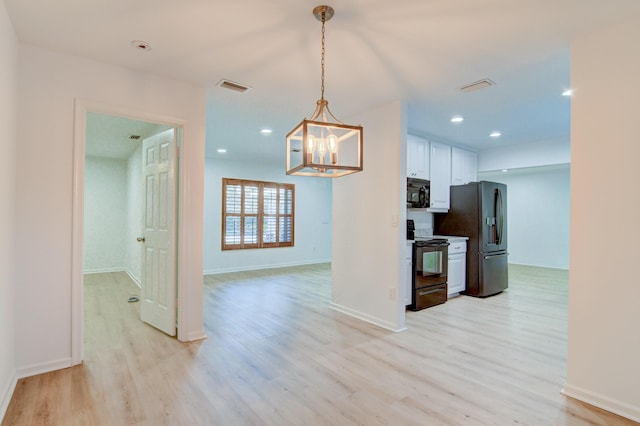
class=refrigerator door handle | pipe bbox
[484,253,509,260]
[496,188,504,245]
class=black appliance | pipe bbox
[409,239,449,311]
[407,219,415,240]
[407,178,430,208]
[434,181,508,297]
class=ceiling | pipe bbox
[85,113,172,159]
[7,0,640,163]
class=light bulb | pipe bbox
[328,134,338,164]
[306,136,314,163]
[318,140,326,164]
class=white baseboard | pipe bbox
[181,330,207,342]
[125,269,141,288]
[508,262,569,271]
[0,370,18,423]
[83,267,125,274]
[203,259,331,275]
[15,358,73,381]
[562,383,640,423]
[329,302,406,333]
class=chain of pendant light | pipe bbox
[320,10,326,102]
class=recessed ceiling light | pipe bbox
[562,89,573,97]
[217,149,227,154]
[260,128,273,135]
[130,40,152,51]
[501,169,508,173]
[450,116,464,123]
[490,131,501,138]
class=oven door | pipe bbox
[413,243,448,288]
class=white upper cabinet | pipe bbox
[407,134,429,179]
[429,142,451,210]
[451,147,478,186]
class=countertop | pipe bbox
[407,235,469,243]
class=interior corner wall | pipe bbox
[485,167,570,269]
[203,157,332,274]
[565,16,640,422]
[331,101,407,332]
[14,44,207,373]
[83,156,127,273]
[0,0,18,419]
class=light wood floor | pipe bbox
[4,264,638,425]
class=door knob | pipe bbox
[136,237,145,242]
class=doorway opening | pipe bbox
[72,100,187,365]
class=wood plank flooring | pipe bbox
[3,264,638,425]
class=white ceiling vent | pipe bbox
[217,79,252,93]
[460,79,495,93]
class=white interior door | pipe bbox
[140,129,177,336]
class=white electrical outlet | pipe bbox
[389,287,397,300]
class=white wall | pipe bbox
[478,137,570,172]
[203,158,332,273]
[14,44,206,375]
[83,157,127,273]
[481,167,570,269]
[565,16,640,422]
[125,145,143,283]
[478,137,571,270]
[0,1,18,418]
[331,101,407,332]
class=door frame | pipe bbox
[71,99,188,365]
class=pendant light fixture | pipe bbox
[286,5,363,177]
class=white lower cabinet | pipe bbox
[448,241,467,296]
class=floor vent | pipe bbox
[217,79,252,93]
[460,79,495,93]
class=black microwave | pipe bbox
[407,178,430,208]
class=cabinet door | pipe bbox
[448,253,466,295]
[407,135,429,179]
[451,147,465,186]
[451,147,478,185]
[429,142,451,209]
[462,149,478,184]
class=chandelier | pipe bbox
[286,5,364,177]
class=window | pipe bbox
[222,178,294,250]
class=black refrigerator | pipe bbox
[434,181,508,297]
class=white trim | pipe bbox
[125,269,142,288]
[72,99,86,366]
[16,358,73,380]
[203,259,331,275]
[562,383,640,423]
[83,267,126,274]
[185,330,207,341]
[0,370,18,422]
[81,268,141,288]
[329,302,407,333]
[72,98,189,364]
